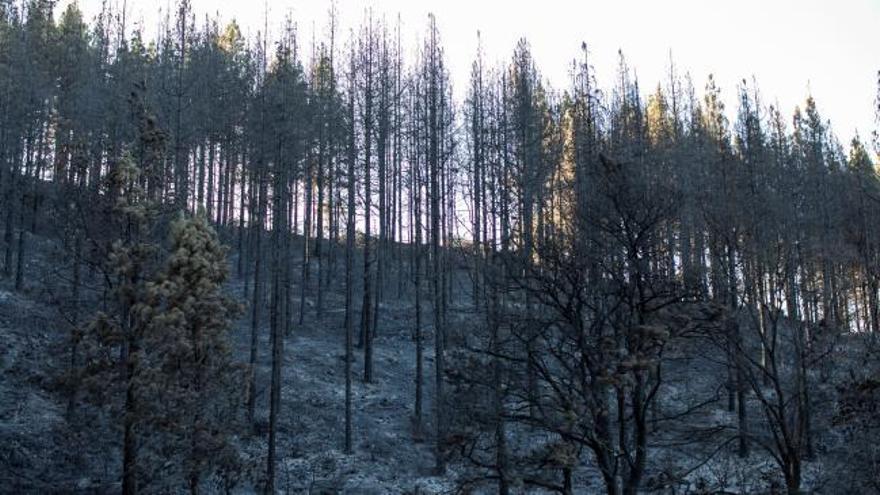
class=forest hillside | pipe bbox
[1,1,880,493]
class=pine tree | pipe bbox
[137,211,244,494]
[78,153,162,495]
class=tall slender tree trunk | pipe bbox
[413,145,424,438]
[247,171,264,424]
[300,153,313,325]
[344,53,357,454]
[428,22,445,472]
[361,33,375,383]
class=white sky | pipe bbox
[62,0,880,142]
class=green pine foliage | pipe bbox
[136,212,245,491]
[77,202,246,491]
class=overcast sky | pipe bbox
[61,0,880,142]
